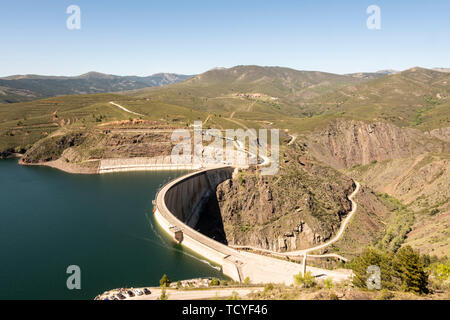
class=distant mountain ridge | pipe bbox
[0,72,192,103]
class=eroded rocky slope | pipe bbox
[304,119,448,169]
[216,143,355,252]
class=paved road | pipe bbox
[230,181,361,257]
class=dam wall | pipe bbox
[154,166,243,282]
[163,167,234,228]
[154,167,353,284]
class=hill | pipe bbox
[0,72,191,103]
[131,65,372,116]
[302,67,450,130]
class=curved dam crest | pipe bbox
[155,166,353,284]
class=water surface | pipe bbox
[0,159,223,299]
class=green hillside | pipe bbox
[0,93,217,155]
[132,65,369,116]
[303,67,450,130]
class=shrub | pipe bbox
[294,271,316,288]
[377,289,394,300]
[209,278,220,286]
[264,283,274,293]
[433,262,450,282]
[329,293,339,300]
[159,274,171,287]
[324,278,334,289]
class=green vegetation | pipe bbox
[377,193,414,252]
[159,274,171,287]
[427,259,450,290]
[324,278,334,289]
[294,271,317,288]
[209,278,220,286]
[350,246,429,294]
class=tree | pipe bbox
[350,247,396,290]
[158,287,168,300]
[351,246,429,294]
[159,274,171,287]
[393,246,429,294]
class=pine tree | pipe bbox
[350,247,395,290]
[394,246,429,294]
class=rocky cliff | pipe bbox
[305,120,447,169]
[216,143,355,252]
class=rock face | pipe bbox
[20,129,175,164]
[427,127,450,143]
[305,120,446,169]
[216,145,354,252]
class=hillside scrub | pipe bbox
[21,132,86,163]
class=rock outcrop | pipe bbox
[305,120,446,169]
[216,144,355,252]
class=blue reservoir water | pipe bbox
[0,159,223,299]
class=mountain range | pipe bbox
[0,72,191,103]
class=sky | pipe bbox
[0,0,449,77]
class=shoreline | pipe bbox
[7,156,353,286]
[16,157,204,175]
[18,158,100,175]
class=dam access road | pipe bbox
[154,167,355,285]
[229,181,361,259]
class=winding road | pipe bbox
[230,181,361,258]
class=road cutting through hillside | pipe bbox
[230,181,361,258]
[109,101,145,117]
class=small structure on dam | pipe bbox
[170,226,184,243]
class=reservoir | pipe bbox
[0,159,223,300]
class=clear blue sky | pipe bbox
[1,0,449,76]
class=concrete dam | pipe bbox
[154,166,352,284]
